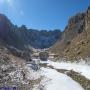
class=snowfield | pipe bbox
[25,60,90,90]
[47,60,90,79]
[40,67,84,90]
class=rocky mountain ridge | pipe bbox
[50,6,90,61]
[0,14,61,50]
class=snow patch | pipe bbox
[25,64,41,80]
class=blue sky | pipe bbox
[0,0,90,31]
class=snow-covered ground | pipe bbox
[40,67,84,90]
[25,60,90,90]
[25,64,41,80]
[47,60,90,79]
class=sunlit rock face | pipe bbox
[62,13,85,42]
[85,6,90,30]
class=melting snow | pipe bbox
[40,67,84,90]
[47,60,90,79]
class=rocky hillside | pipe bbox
[0,43,43,90]
[0,14,61,50]
[50,6,90,61]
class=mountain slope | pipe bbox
[50,6,90,60]
[0,14,62,50]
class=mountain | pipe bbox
[0,14,61,50]
[0,14,26,50]
[0,6,90,90]
[18,27,62,49]
[50,6,90,61]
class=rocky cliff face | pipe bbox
[50,6,90,60]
